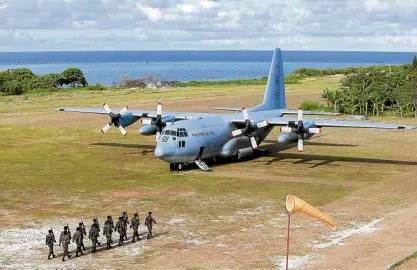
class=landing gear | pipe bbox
[169,163,176,171]
[169,163,184,171]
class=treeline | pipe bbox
[292,64,411,77]
[321,56,417,117]
[0,68,90,95]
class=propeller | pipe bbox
[231,108,269,149]
[280,109,322,152]
[140,103,165,142]
[101,104,129,136]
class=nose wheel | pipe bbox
[170,163,184,171]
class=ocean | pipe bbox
[0,51,416,86]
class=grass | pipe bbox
[389,251,417,269]
[1,75,416,268]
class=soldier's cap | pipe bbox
[123,211,126,214]
[93,218,97,222]
[76,227,80,231]
[148,211,152,215]
[79,222,83,225]
[134,213,138,216]
[64,225,68,229]
[48,229,52,233]
[107,215,111,219]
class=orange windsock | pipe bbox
[285,194,335,229]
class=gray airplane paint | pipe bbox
[58,47,416,171]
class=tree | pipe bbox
[2,80,23,95]
[413,55,417,71]
[62,68,87,87]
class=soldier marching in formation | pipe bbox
[78,222,87,251]
[122,211,129,241]
[103,220,113,249]
[130,212,140,243]
[59,230,72,261]
[72,227,84,257]
[46,211,157,262]
[45,229,56,259]
[115,216,126,246]
[88,222,99,253]
[145,212,157,239]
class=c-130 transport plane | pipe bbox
[58,48,416,171]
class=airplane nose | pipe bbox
[154,145,175,159]
[154,146,164,158]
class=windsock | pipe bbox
[285,194,335,229]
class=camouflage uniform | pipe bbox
[89,223,99,253]
[103,222,113,249]
[78,223,87,251]
[105,216,114,244]
[130,214,140,243]
[145,212,157,239]
[115,217,126,246]
[59,231,71,261]
[72,228,84,257]
[45,230,56,259]
[122,212,129,240]
[90,220,101,247]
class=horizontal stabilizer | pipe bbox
[212,107,242,112]
[281,110,340,116]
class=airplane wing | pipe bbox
[280,109,340,116]
[231,117,416,130]
[57,107,219,120]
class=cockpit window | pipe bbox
[177,128,188,137]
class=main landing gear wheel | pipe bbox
[170,163,185,171]
[169,163,176,171]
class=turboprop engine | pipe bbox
[220,137,253,158]
[139,124,157,135]
[101,104,138,136]
[277,109,322,152]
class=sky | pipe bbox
[0,0,417,52]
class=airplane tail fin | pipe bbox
[250,48,286,111]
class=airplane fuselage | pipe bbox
[154,109,293,164]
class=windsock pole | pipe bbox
[286,213,291,270]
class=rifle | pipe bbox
[67,223,71,240]
[81,220,86,235]
[51,227,56,242]
[96,217,100,227]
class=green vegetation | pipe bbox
[292,64,411,77]
[388,250,417,269]
[300,101,332,112]
[321,60,417,117]
[0,67,90,95]
[172,74,302,87]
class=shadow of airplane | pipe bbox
[54,231,168,260]
[91,143,155,150]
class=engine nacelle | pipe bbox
[278,121,317,144]
[139,124,157,135]
[237,147,253,159]
[220,137,251,157]
[119,111,138,128]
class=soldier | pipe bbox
[45,229,56,259]
[103,221,113,249]
[72,227,84,257]
[78,222,87,251]
[115,216,126,246]
[122,211,129,240]
[89,223,99,253]
[59,230,72,261]
[105,215,114,244]
[145,212,157,239]
[130,213,140,243]
[90,219,101,246]
[59,226,71,243]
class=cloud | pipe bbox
[0,0,416,51]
